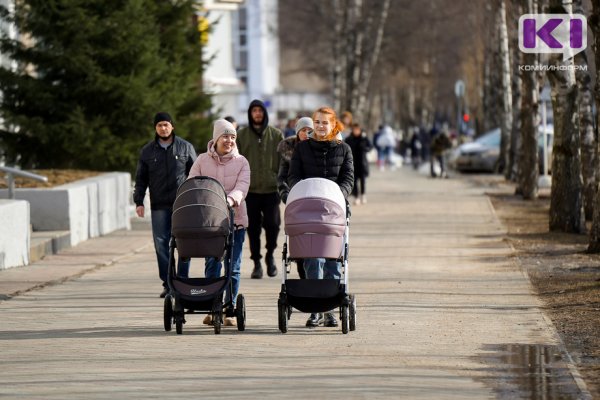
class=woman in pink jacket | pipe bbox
[188,119,250,326]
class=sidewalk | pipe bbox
[0,225,152,300]
[0,167,592,399]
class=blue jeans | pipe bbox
[151,208,190,287]
[303,258,341,280]
[205,228,246,305]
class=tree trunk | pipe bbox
[574,0,597,221]
[587,0,600,251]
[331,0,347,112]
[349,0,364,115]
[519,0,540,199]
[547,0,585,233]
[355,0,390,122]
[497,0,512,176]
[508,0,522,181]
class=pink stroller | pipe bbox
[278,178,356,334]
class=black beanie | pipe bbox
[154,112,173,126]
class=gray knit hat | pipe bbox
[294,117,314,134]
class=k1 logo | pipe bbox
[518,14,587,60]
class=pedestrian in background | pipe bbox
[188,119,250,326]
[289,106,354,328]
[344,122,372,205]
[133,112,197,298]
[283,118,297,138]
[277,116,313,279]
[430,127,452,178]
[376,125,397,171]
[236,99,284,279]
[340,111,353,139]
[224,115,238,130]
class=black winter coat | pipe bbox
[133,135,197,210]
[288,138,354,198]
[344,133,373,178]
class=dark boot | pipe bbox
[305,313,323,327]
[266,252,277,277]
[159,287,168,298]
[250,259,263,279]
[324,312,338,327]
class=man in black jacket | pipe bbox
[133,112,197,297]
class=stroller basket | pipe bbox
[171,177,231,258]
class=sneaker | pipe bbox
[353,197,360,206]
[266,253,277,277]
[203,314,213,325]
[305,313,323,327]
[159,288,168,298]
[361,195,367,204]
[324,312,338,327]
[251,260,263,279]
[224,317,236,326]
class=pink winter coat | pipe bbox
[188,140,251,228]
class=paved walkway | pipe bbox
[0,167,591,399]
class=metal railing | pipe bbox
[0,166,48,199]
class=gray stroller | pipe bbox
[278,177,356,334]
[163,176,246,334]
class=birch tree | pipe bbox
[547,0,585,233]
[587,0,600,251]
[519,0,540,199]
[573,0,596,221]
[497,0,512,175]
[508,0,523,182]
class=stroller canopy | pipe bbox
[285,178,346,237]
[172,176,230,240]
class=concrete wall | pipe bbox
[0,172,131,247]
[58,172,131,237]
[0,199,30,270]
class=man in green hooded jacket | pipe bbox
[237,99,284,278]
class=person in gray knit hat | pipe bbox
[276,116,313,279]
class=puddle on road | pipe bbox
[476,343,584,399]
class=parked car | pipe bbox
[450,128,501,172]
[449,126,553,173]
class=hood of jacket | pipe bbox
[247,99,269,136]
[277,136,298,162]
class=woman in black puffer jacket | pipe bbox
[288,106,354,328]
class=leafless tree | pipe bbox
[547,0,585,233]
[508,0,523,182]
[519,0,540,200]
[587,0,600,251]
[574,0,597,221]
[497,0,513,175]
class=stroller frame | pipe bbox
[278,199,357,334]
[163,176,246,335]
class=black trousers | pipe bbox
[352,175,366,197]
[245,192,281,260]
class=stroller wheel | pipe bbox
[235,294,246,331]
[349,294,357,331]
[341,305,349,334]
[278,300,288,333]
[213,311,222,334]
[163,295,173,332]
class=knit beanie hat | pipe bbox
[154,112,173,126]
[213,119,237,142]
[295,117,314,134]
